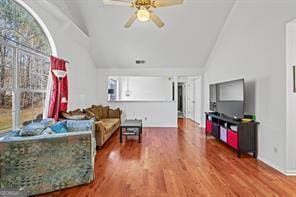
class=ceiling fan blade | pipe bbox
[153,0,184,8]
[102,0,132,6]
[124,13,137,28]
[150,12,165,28]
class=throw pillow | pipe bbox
[102,106,109,118]
[70,108,83,115]
[40,118,55,127]
[85,109,96,120]
[61,111,86,120]
[91,105,102,108]
[19,123,46,136]
[41,127,56,135]
[91,106,103,120]
[108,108,121,118]
[50,121,68,133]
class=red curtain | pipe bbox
[48,56,68,121]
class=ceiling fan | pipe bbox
[102,0,184,28]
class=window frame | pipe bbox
[0,40,50,133]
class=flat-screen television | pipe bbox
[209,79,245,119]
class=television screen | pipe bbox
[210,79,244,119]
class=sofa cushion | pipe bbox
[102,106,109,118]
[103,122,115,133]
[61,112,86,120]
[91,106,103,120]
[91,105,102,108]
[85,108,96,120]
[101,118,119,123]
[108,108,121,118]
[41,127,56,135]
[40,118,55,127]
[101,118,120,133]
[19,123,46,136]
[50,121,68,133]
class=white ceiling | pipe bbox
[52,0,234,68]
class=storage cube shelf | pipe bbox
[205,112,259,158]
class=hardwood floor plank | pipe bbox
[40,118,296,197]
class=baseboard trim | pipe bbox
[257,157,286,175]
[144,125,178,128]
[258,157,296,176]
[284,170,296,176]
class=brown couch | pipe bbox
[84,105,121,148]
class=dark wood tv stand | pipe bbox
[205,112,259,158]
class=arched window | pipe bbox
[0,0,52,132]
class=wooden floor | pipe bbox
[42,118,296,197]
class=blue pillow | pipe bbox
[19,123,46,136]
[50,121,68,133]
[41,127,56,135]
[40,118,55,127]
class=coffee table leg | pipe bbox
[120,127,122,143]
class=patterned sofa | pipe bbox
[0,120,96,196]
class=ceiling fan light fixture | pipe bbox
[137,9,150,22]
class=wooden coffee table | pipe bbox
[120,119,142,143]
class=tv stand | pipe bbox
[205,112,259,158]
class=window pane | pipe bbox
[0,90,13,132]
[32,92,43,121]
[0,0,51,55]
[31,73,41,90]
[41,75,48,91]
[30,57,41,90]
[0,45,13,89]
[18,50,30,89]
[20,92,44,126]
[41,59,50,91]
[1,0,52,130]
[20,91,32,126]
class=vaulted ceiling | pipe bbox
[49,0,234,68]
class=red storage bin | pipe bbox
[227,129,238,150]
[206,120,213,134]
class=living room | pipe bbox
[1,0,296,196]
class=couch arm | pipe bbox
[94,121,106,147]
[66,120,96,157]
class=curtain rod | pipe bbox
[0,35,69,64]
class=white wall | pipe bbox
[204,0,296,174]
[286,21,296,174]
[22,0,99,110]
[97,68,203,127]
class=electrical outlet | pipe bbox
[273,147,278,153]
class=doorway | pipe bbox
[178,82,186,117]
[177,76,202,125]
